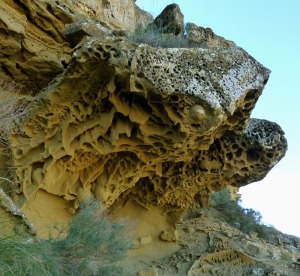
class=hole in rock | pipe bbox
[226,152,233,160]
[246,148,260,162]
[135,82,143,90]
[244,90,257,102]
[232,143,239,150]
[236,148,243,158]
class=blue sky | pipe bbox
[136,0,300,237]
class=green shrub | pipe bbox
[0,236,60,276]
[54,200,132,275]
[0,200,132,275]
[211,188,278,243]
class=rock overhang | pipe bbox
[5,36,286,214]
[0,1,288,236]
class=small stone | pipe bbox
[160,229,179,242]
[137,268,158,276]
[189,105,206,124]
[139,236,152,246]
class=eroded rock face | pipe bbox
[186,22,235,48]
[6,34,286,216]
[76,0,136,31]
[0,1,288,244]
[0,0,72,92]
[155,208,300,276]
[0,0,140,93]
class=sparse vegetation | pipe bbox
[0,200,132,275]
[211,188,278,243]
[0,78,32,147]
[130,25,189,48]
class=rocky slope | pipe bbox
[0,1,297,275]
[128,206,300,276]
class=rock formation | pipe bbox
[5,35,286,214]
[0,1,296,275]
[151,4,184,35]
[140,208,300,276]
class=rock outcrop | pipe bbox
[134,207,299,276]
[6,37,286,215]
[0,1,294,274]
[0,0,137,93]
[151,4,184,35]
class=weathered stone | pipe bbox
[0,28,286,227]
[64,20,112,47]
[152,4,184,35]
[137,268,158,276]
[0,187,36,236]
[0,0,289,258]
[186,22,235,48]
[0,0,72,93]
[0,0,139,93]
[70,0,137,33]
[151,208,300,276]
[160,229,179,242]
[0,1,296,274]
[0,0,300,275]
[4,37,280,216]
[135,5,154,30]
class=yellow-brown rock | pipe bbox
[0,0,140,93]
[5,35,286,216]
[0,1,294,274]
[186,22,235,48]
[70,0,137,32]
[0,0,72,92]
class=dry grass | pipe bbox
[0,78,33,147]
[130,25,190,48]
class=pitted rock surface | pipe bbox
[6,37,285,213]
[186,22,235,48]
[0,1,294,275]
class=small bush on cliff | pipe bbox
[130,25,189,48]
[211,188,278,243]
[0,200,131,275]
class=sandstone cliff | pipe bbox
[0,1,297,275]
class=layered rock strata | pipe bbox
[0,0,137,93]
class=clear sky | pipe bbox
[136,0,300,237]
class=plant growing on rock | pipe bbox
[0,200,132,275]
[130,24,190,48]
[211,188,278,243]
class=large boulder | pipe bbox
[152,4,184,35]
